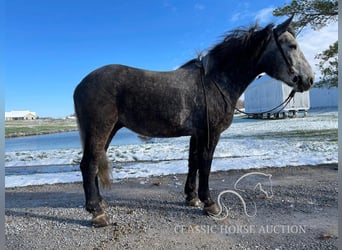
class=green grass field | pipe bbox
[5,119,78,138]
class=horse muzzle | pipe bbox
[293,75,314,92]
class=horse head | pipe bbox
[258,16,314,92]
[234,172,274,199]
[253,174,274,199]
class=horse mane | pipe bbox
[179,22,295,74]
[202,23,274,75]
[210,24,274,54]
[179,58,201,69]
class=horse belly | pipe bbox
[117,91,195,137]
[121,106,194,137]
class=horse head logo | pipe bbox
[209,172,273,221]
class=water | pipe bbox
[5,128,147,152]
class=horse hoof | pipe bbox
[92,212,110,227]
[186,197,202,207]
[204,203,220,216]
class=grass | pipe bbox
[221,127,338,142]
[5,119,78,138]
[255,129,338,141]
[6,117,337,142]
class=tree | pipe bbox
[274,0,338,88]
[315,41,338,88]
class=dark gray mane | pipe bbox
[179,23,280,74]
[179,58,201,69]
[210,24,274,55]
[204,24,275,74]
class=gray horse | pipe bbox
[73,16,314,227]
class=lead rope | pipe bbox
[203,72,296,121]
[235,89,296,117]
[212,75,296,118]
[211,77,292,118]
[200,66,210,149]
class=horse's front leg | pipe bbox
[185,136,201,207]
[197,134,221,215]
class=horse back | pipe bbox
[74,64,206,137]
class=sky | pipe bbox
[4,0,338,118]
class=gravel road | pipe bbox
[5,164,338,249]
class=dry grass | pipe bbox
[5,118,78,138]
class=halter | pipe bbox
[272,29,294,74]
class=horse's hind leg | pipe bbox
[78,115,119,227]
[80,147,110,227]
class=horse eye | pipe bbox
[289,44,297,50]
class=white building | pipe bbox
[309,86,338,108]
[5,110,38,120]
[244,74,310,117]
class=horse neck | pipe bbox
[204,26,272,102]
[210,63,261,103]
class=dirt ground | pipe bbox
[5,164,338,249]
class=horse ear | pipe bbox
[274,15,294,35]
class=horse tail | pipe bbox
[97,153,112,189]
[73,88,85,149]
[77,124,112,188]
